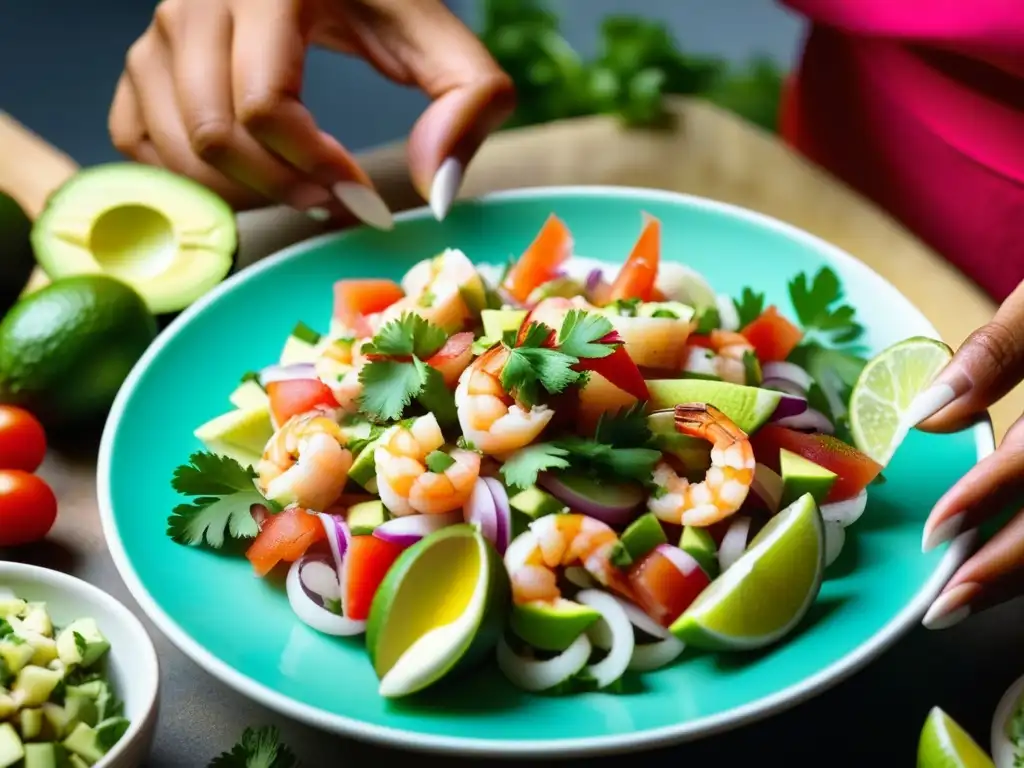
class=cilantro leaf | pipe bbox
[290,321,321,346]
[502,346,580,406]
[358,360,424,422]
[557,310,617,359]
[742,349,762,386]
[518,321,555,349]
[96,717,131,752]
[555,436,661,483]
[167,452,265,548]
[593,402,652,448]
[787,267,864,344]
[733,287,764,327]
[501,443,571,489]
[412,357,458,427]
[693,306,720,334]
[208,725,299,768]
[363,313,448,359]
[0,618,11,639]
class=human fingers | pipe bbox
[907,280,1024,433]
[350,0,515,219]
[228,0,390,229]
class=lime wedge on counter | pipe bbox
[849,336,952,466]
[366,524,509,698]
[670,493,824,650]
[647,379,785,434]
[918,707,994,768]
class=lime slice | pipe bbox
[918,707,994,768]
[670,493,824,650]
[365,524,509,698]
[849,336,953,466]
[647,379,786,434]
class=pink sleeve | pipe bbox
[780,0,1024,53]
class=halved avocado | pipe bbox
[31,163,237,314]
[0,191,35,314]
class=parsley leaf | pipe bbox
[733,287,764,327]
[358,360,424,422]
[363,313,448,359]
[593,402,652,448]
[558,309,617,359]
[167,452,265,548]
[501,443,571,489]
[208,725,298,768]
[788,267,864,344]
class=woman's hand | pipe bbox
[906,280,1024,628]
[108,0,515,226]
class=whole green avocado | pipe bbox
[0,191,36,315]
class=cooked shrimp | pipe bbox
[648,403,755,526]
[377,248,486,333]
[258,412,353,511]
[504,514,634,605]
[682,330,755,384]
[374,413,480,516]
[454,345,554,456]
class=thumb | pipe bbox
[911,280,1024,432]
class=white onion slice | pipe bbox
[762,378,807,398]
[299,560,340,601]
[762,361,814,392]
[751,464,783,514]
[496,633,592,692]
[682,347,719,378]
[775,408,835,434]
[824,520,845,568]
[718,516,751,572]
[259,363,316,387]
[821,490,868,527]
[564,566,596,590]
[464,478,499,545]
[286,559,366,636]
[628,637,686,671]
[715,294,740,332]
[576,589,635,689]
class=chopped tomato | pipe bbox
[333,279,404,330]
[608,215,660,303]
[577,372,639,433]
[627,546,710,627]
[741,306,803,363]
[246,508,325,577]
[344,535,406,621]
[577,345,649,401]
[426,331,474,387]
[752,425,883,502]
[503,215,573,303]
[266,379,338,426]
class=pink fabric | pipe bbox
[778,1,1024,301]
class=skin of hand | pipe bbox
[108,0,516,227]
[904,279,1024,629]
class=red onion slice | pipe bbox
[768,392,809,421]
[585,268,604,293]
[762,378,807,399]
[774,407,835,434]
[820,490,868,527]
[655,542,705,578]
[373,510,461,549]
[464,478,499,547]
[761,361,814,392]
[482,477,512,554]
[286,558,366,636]
[496,633,592,692]
[318,513,352,615]
[718,516,751,572]
[750,464,783,514]
[259,363,317,387]
[537,474,641,528]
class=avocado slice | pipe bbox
[194,407,273,464]
[509,599,601,652]
[62,722,104,765]
[280,321,322,365]
[23,742,61,768]
[609,514,668,567]
[348,427,393,493]
[347,500,387,535]
[228,379,268,410]
[55,618,109,668]
[481,309,527,341]
[779,448,837,508]
[30,163,237,315]
[680,526,719,578]
[19,707,43,740]
[0,191,35,315]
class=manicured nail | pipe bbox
[922,582,980,630]
[430,157,463,221]
[905,383,957,427]
[922,512,965,553]
[332,183,394,230]
[305,207,331,222]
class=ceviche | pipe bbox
[168,213,933,699]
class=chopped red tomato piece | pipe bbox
[246,508,325,577]
[752,425,883,502]
[608,215,660,303]
[627,545,711,627]
[344,535,406,621]
[503,215,573,303]
[266,379,338,426]
[333,279,404,331]
[426,331,474,387]
[741,306,803,363]
[577,345,649,401]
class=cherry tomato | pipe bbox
[0,406,46,472]
[0,470,57,547]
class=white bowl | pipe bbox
[0,562,159,768]
[992,672,1024,768]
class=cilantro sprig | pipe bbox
[732,287,764,328]
[208,725,298,768]
[167,452,268,548]
[788,266,864,345]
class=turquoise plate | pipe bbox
[98,187,989,757]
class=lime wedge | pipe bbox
[365,524,509,698]
[918,707,994,768]
[849,336,953,466]
[647,379,786,434]
[670,493,824,650]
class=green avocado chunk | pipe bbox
[779,448,837,508]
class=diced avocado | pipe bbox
[63,691,101,732]
[347,429,391,493]
[779,448,837,508]
[509,599,601,652]
[92,682,118,723]
[62,722,104,765]
[228,379,268,410]
[347,501,387,535]
[13,666,63,707]
[0,723,24,768]
[20,707,44,740]
[609,513,668,568]
[41,703,69,738]
[23,742,61,768]
[94,717,130,753]
[65,681,104,700]
[68,754,90,768]
[508,486,566,520]
[55,619,109,669]
[0,694,16,720]
[637,301,696,322]
[279,322,321,366]
[0,638,36,675]
[481,309,527,341]
[21,604,53,638]
[680,526,719,578]
[194,406,274,462]
[0,599,26,619]
[526,277,584,304]
[30,163,238,315]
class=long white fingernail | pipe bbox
[922,512,964,553]
[905,383,957,427]
[430,157,463,221]
[332,183,394,230]
[922,582,977,630]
